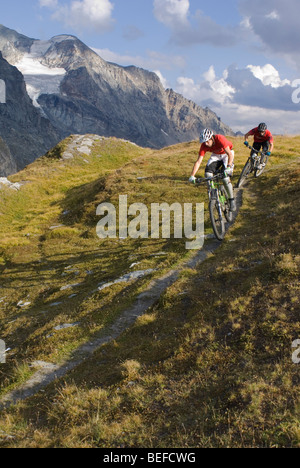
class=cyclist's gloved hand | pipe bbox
[244,141,249,147]
[266,151,271,156]
[189,175,196,184]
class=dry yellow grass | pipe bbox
[0,135,299,447]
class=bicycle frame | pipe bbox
[197,172,227,200]
[247,144,265,165]
[196,172,232,240]
[209,177,226,201]
[246,143,265,158]
[237,145,270,188]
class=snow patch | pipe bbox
[15,54,66,76]
[13,39,67,108]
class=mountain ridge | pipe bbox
[0,50,62,176]
[0,24,234,175]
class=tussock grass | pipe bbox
[0,135,299,447]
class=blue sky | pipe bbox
[1,0,300,133]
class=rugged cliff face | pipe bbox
[35,37,234,149]
[0,24,34,63]
[0,136,17,176]
[0,24,234,174]
[0,52,62,175]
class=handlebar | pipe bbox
[195,172,225,184]
[245,143,266,157]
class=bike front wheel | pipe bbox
[220,186,233,223]
[254,156,269,177]
[209,198,225,241]
[237,159,252,188]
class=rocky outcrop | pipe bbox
[0,52,61,175]
[0,136,17,176]
[0,24,34,63]
[36,42,233,149]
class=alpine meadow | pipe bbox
[0,135,299,447]
[0,3,300,449]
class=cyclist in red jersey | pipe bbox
[189,129,236,211]
[244,123,274,166]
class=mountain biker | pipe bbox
[189,129,236,212]
[244,123,274,167]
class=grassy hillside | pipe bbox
[0,135,299,447]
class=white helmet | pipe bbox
[200,129,214,143]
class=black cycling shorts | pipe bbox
[205,160,225,174]
[252,142,270,153]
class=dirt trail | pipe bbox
[0,190,242,408]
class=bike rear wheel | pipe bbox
[209,198,225,240]
[237,159,252,188]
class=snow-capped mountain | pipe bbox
[0,24,233,174]
[0,49,61,176]
[14,40,67,109]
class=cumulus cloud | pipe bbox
[239,0,300,67]
[153,0,190,28]
[40,0,115,33]
[178,9,237,47]
[153,0,238,47]
[247,64,290,88]
[175,63,300,133]
[225,65,297,112]
[154,70,169,88]
[175,66,235,107]
[212,103,300,135]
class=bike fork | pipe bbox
[217,200,222,218]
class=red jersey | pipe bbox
[248,127,273,144]
[199,134,233,157]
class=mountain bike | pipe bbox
[237,144,269,188]
[196,172,233,241]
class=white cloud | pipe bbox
[203,66,216,83]
[174,63,300,134]
[153,0,190,28]
[239,0,300,68]
[154,70,169,88]
[265,10,280,20]
[212,102,300,135]
[176,66,235,106]
[176,77,201,101]
[40,0,115,32]
[247,64,290,88]
[153,1,237,47]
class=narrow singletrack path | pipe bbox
[0,189,242,408]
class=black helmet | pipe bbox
[258,123,267,132]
